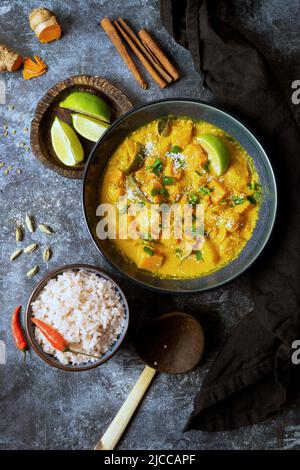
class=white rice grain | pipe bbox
[31,270,126,365]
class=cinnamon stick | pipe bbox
[117,18,173,85]
[114,20,167,89]
[100,17,147,89]
[138,29,180,82]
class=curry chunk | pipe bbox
[137,246,164,271]
[170,120,194,148]
[183,143,207,169]
[209,180,227,203]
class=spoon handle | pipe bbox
[94,365,156,450]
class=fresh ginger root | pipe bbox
[0,44,23,72]
[29,7,61,43]
[23,56,47,80]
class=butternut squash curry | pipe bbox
[100,117,261,278]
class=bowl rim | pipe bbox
[82,98,277,294]
[25,263,130,372]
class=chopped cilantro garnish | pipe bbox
[162,176,174,185]
[148,158,163,176]
[151,187,169,198]
[232,196,245,205]
[176,158,185,168]
[170,145,182,154]
[247,193,260,205]
[188,194,199,205]
[143,246,154,256]
[247,182,260,191]
[203,160,211,172]
[195,250,203,261]
[199,186,212,195]
[143,233,153,241]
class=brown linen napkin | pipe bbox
[161,0,300,430]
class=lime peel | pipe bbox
[60,91,111,123]
[196,134,230,176]
[71,113,109,142]
[51,117,84,167]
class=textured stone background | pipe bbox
[0,0,299,450]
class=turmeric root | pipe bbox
[0,44,23,72]
[23,56,47,80]
[29,7,61,43]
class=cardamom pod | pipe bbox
[25,213,34,233]
[10,248,23,261]
[16,226,23,242]
[24,243,38,253]
[43,247,51,262]
[26,266,39,278]
[38,224,52,235]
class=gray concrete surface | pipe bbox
[0,0,299,450]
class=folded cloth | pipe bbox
[161,0,300,430]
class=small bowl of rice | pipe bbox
[25,264,129,371]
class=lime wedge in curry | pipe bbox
[71,113,109,142]
[197,134,230,176]
[51,117,84,167]
[60,91,111,123]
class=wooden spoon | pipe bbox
[94,311,205,450]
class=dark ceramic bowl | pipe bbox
[83,99,277,293]
[25,264,129,371]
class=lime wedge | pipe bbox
[51,117,84,167]
[60,91,111,123]
[196,134,230,176]
[71,113,109,142]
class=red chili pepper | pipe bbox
[31,317,68,352]
[11,306,27,357]
[31,317,102,359]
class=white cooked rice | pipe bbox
[31,270,126,365]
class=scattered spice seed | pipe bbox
[16,169,22,175]
[12,130,16,134]
[10,248,23,261]
[26,266,39,278]
[16,226,23,242]
[4,169,9,174]
[43,247,51,261]
[38,223,52,235]
[25,146,30,151]
[7,165,12,170]
[25,213,34,233]
[24,243,38,253]
[0,162,4,168]
[23,127,28,133]
[3,131,8,137]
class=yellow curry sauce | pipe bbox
[100,117,261,278]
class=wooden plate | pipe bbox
[30,75,133,179]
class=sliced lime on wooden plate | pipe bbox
[51,117,84,167]
[60,91,111,123]
[71,114,109,142]
[196,134,230,176]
